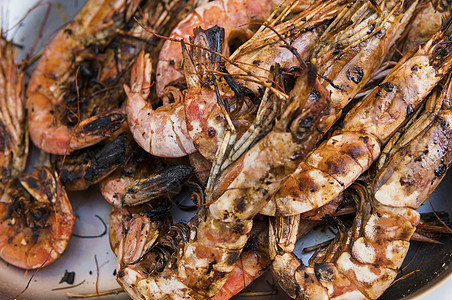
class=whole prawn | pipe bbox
[269,72,452,299]
[27,0,139,154]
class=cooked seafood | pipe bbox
[401,0,451,53]
[0,35,27,201]
[26,0,138,154]
[155,0,286,98]
[270,73,452,299]
[125,50,197,157]
[0,167,74,269]
[264,19,452,216]
[27,0,201,155]
[182,0,348,161]
[210,0,418,219]
[52,131,131,190]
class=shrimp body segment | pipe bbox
[269,74,452,299]
[0,167,75,269]
[265,23,452,216]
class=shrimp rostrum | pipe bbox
[269,71,452,300]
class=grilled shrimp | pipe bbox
[207,0,418,219]
[109,202,173,299]
[0,35,27,200]
[52,131,131,190]
[118,65,319,300]
[155,0,288,98]
[264,20,452,217]
[269,73,452,299]
[0,167,75,269]
[182,0,348,161]
[27,0,200,155]
[127,0,284,158]
[26,0,139,155]
[125,49,197,157]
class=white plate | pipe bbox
[1,1,451,299]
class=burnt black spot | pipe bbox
[117,270,124,278]
[207,259,217,274]
[307,63,318,87]
[300,117,313,128]
[360,135,369,143]
[400,176,415,186]
[169,60,175,66]
[207,127,216,138]
[434,164,447,177]
[64,28,72,35]
[236,197,246,212]
[226,251,241,266]
[253,60,261,65]
[314,263,335,282]
[346,66,364,84]
[380,82,394,92]
[411,65,419,72]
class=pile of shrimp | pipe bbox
[2,0,452,299]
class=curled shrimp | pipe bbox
[26,0,139,155]
[125,50,197,157]
[0,167,75,269]
[264,18,452,217]
[269,73,452,299]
